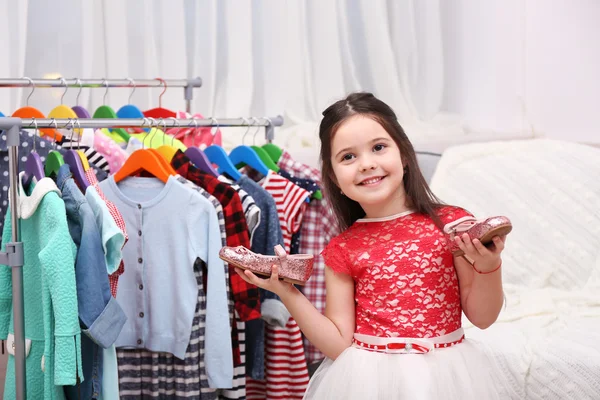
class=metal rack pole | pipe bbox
[0,77,203,113]
[0,118,26,399]
[19,116,285,140]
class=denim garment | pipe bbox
[57,164,127,400]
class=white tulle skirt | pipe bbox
[304,331,515,400]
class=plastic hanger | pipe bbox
[155,118,179,163]
[12,77,63,141]
[205,146,241,180]
[114,119,176,183]
[44,119,65,178]
[22,118,45,187]
[114,149,175,183]
[71,78,92,118]
[203,118,241,180]
[228,118,271,176]
[117,78,147,133]
[77,151,90,171]
[262,143,283,163]
[143,78,176,118]
[93,79,131,142]
[179,118,219,177]
[255,120,322,201]
[48,79,83,140]
[0,111,4,117]
[247,118,280,172]
[62,119,89,189]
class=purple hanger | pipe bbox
[64,150,90,189]
[72,105,91,118]
[23,152,45,187]
[184,147,220,177]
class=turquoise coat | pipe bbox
[0,178,83,399]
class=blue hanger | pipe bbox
[117,80,149,132]
[227,118,271,176]
[205,145,241,180]
[0,111,5,117]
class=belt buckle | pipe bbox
[385,342,413,354]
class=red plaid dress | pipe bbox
[85,168,128,297]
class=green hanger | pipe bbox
[93,105,131,142]
[249,146,280,172]
[261,143,283,163]
[44,150,65,178]
[260,144,324,200]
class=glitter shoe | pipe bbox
[219,245,314,285]
[444,216,513,256]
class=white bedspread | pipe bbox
[430,139,600,399]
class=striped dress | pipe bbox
[246,171,311,399]
[117,259,216,399]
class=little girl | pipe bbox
[236,92,509,399]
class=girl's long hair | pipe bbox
[319,92,446,231]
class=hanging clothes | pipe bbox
[230,174,287,381]
[98,175,233,387]
[93,131,128,173]
[218,176,262,245]
[117,261,216,400]
[84,168,128,297]
[56,164,127,400]
[0,175,83,400]
[278,150,339,364]
[246,170,311,400]
[83,178,128,399]
[171,151,259,398]
[58,128,111,174]
[0,131,107,246]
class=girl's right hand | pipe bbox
[234,265,295,297]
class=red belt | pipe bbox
[352,334,465,354]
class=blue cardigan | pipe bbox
[99,175,232,388]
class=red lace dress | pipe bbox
[304,206,508,400]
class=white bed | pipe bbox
[430,139,600,399]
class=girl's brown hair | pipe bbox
[319,92,445,231]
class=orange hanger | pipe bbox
[143,78,176,118]
[12,107,63,141]
[114,149,176,183]
[12,77,63,141]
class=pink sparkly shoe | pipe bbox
[444,216,513,256]
[219,245,314,285]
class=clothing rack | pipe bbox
[0,77,203,113]
[0,114,284,399]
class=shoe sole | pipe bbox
[219,256,307,286]
[452,223,513,257]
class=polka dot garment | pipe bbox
[0,130,61,244]
[93,130,128,173]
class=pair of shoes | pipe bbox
[444,216,513,257]
[219,244,314,285]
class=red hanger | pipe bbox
[114,149,176,183]
[143,78,176,118]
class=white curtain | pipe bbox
[0,0,461,159]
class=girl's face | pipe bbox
[330,115,408,218]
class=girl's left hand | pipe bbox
[454,234,507,273]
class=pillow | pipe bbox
[429,139,600,290]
